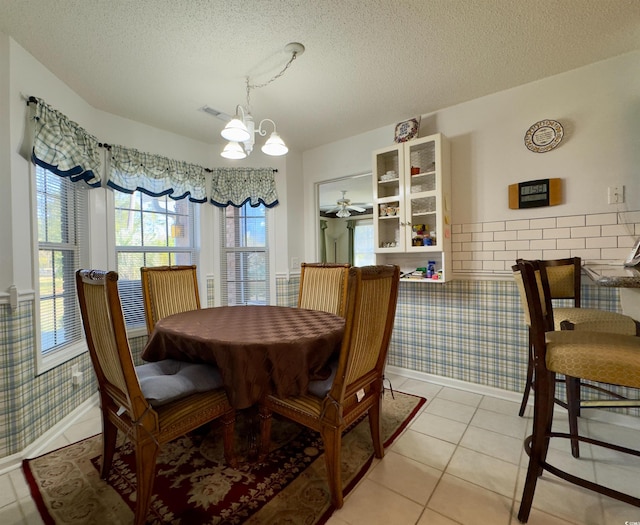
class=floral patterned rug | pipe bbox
[23,390,424,524]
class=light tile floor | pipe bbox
[2,374,640,524]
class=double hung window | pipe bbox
[36,165,87,367]
[114,191,198,328]
[220,203,270,306]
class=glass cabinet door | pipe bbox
[373,144,404,252]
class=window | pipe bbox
[36,165,87,361]
[220,203,270,305]
[354,219,375,266]
[114,191,198,328]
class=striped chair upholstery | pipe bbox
[298,262,351,317]
[259,265,400,509]
[513,260,640,523]
[76,269,235,525]
[141,265,201,333]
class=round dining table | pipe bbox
[141,305,345,409]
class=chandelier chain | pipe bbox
[245,51,299,108]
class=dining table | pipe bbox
[141,305,346,409]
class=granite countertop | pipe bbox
[583,264,640,288]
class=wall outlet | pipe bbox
[71,364,83,386]
[291,257,300,269]
[608,186,624,204]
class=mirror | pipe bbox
[317,172,374,264]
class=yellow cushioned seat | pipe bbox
[546,330,640,388]
[554,306,638,334]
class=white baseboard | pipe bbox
[386,365,640,431]
[0,393,99,475]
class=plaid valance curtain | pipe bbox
[209,168,279,208]
[28,97,279,207]
[30,97,102,187]
[107,145,208,202]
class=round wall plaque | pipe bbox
[524,120,564,153]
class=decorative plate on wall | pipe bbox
[394,117,421,143]
[524,119,564,153]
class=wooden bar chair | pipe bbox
[513,260,640,523]
[298,262,351,317]
[259,265,400,508]
[518,257,638,418]
[141,264,201,333]
[76,269,236,525]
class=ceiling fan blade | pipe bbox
[348,205,366,212]
[324,206,340,213]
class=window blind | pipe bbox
[36,165,88,354]
[220,203,270,306]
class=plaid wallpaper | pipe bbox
[0,270,637,459]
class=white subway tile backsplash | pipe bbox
[462,223,483,233]
[571,226,600,238]
[450,210,640,276]
[517,229,543,240]
[463,242,483,251]
[530,239,557,250]
[462,260,483,270]
[618,235,637,248]
[601,247,632,260]
[601,224,632,237]
[557,215,585,228]
[586,237,617,249]
[494,230,517,241]
[453,251,473,261]
[472,232,494,242]
[542,250,571,259]
[543,228,571,239]
[572,249,602,260]
[483,260,505,271]
[483,241,505,251]
[586,213,618,226]
[473,251,495,261]
[517,250,543,260]
[506,220,529,231]
[530,218,556,229]
[483,221,506,232]
[506,240,531,251]
[494,250,517,261]
[559,238,585,249]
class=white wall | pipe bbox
[302,50,640,263]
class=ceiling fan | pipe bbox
[326,191,367,218]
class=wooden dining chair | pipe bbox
[297,262,351,317]
[76,269,236,525]
[517,257,638,418]
[141,264,201,333]
[259,264,400,508]
[513,260,640,523]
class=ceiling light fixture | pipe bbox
[220,42,305,160]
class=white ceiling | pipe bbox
[2,0,639,158]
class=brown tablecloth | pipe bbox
[142,305,345,409]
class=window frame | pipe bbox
[32,164,90,374]
[219,203,273,307]
[112,189,200,334]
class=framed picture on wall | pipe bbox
[624,238,640,267]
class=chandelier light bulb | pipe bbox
[221,117,251,143]
[261,131,288,156]
[220,141,247,159]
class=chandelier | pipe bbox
[220,42,305,160]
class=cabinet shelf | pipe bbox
[372,133,451,282]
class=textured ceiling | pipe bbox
[1,0,640,159]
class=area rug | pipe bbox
[24,390,424,524]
